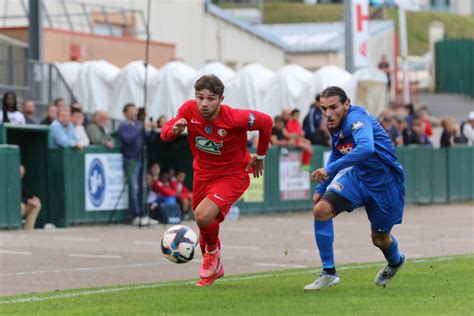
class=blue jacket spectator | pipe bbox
[303,94,323,144]
[48,108,81,149]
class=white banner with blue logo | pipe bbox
[85,154,128,211]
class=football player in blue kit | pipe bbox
[304,86,406,291]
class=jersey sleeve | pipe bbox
[161,101,190,142]
[325,112,374,176]
[233,109,273,156]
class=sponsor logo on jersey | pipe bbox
[336,143,354,155]
[248,113,256,127]
[190,119,201,124]
[351,121,364,131]
[205,125,212,134]
[330,182,344,192]
[195,136,223,155]
[217,128,227,137]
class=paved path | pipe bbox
[0,203,472,296]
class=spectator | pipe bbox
[404,103,415,127]
[378,54,392,90]
[118,103,156,225]
[286,109,313,171]
[406,116,432,146]
[22,100,38,124]
[440,117,463,147]
[416,108,433,139]
[157,115,168,129]
[86,111,115,149]
[379,111,403,147]
[152,171,178,203]
[303,94,324,145]
[459,111,474,146]
[1,91,26,124]
[19,165,41,230]
[271,115,290,147]
[281,108,291,125]
[48,107,82,149]
[71,101,90,127]
[312,118,330,147]
[71,108,90,147]
[171,170,193,220]
[146,163,162,220]
[53,98,66,109]
[394,114,412,146]
[41,104,58,125]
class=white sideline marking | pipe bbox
[133,241,161,246]
[0,255,471,305]
[68,254,121,259]
[53,237,99,242]
[0,250,32,255]
[225,245,260,250]
[254,263,307,268]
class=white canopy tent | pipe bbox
[346,67,388,116]
[261,64,313,118]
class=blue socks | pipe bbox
[382,234,402,268]
[314,219,335,269]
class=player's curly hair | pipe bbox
[321,86,349,104]
[194,75,225,97]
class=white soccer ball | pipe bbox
[161,225,199,264]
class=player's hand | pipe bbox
[312,192,321,205]
[172,118,187,135]
[246,156,264,178]
[311,168,328,183]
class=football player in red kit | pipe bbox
[161,75,273,286]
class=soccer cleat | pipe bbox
[375,254,406,287]
[196,263,225,287]
[199,249,221,278]
[303,271,340,291]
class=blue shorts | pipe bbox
[326,167,405,234]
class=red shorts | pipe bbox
[192,173,250,223]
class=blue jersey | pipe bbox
[316,105,404,195]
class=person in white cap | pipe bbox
[460,112,474,146]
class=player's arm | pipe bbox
[325,114,374,176]
[161,102,189,142]
[314,147,342,196]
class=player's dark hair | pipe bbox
[123,103,136,113]
[291,109,300,116]
[321,86,349,104]
[194,75,225,97]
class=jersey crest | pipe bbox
[336,143,354,155]
[195,136,223,155]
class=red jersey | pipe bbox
[161,99,273,181]
[286,118,304,136]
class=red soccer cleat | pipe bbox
[199,249,221,278]
[196,263,224,287]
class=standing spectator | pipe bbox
[440,117,463,147]
[1,91,26,124]
[406,116,432,146]
[71,101,90,127]
[22,100,38,124]
[303,94,324,144]
[54,98,66,109]
[41,104,58,125]
[378,54,391,90]
[286,109,313,171]
[86,111,115,149]
[48,107,82,149]
[118,103,156,226]
[19,165,41,230]
[71,108,90,147]
[172,170,193,220]
[459,111,474,146]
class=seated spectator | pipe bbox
[41,104,58,125]
[286,109,313,171]
[459,111,474,146]
[22,100,38,124]
[171,170,193,220]
[71,101,90,126]
[406,116,432,147]
[71,108,90,147]
[147,163,162,219]
[19,165,41,230]
[379,111,403,147]
[152,171,178,204]
[48,107,82,149]
[86,111,115,149]
[1,91,26,124]
[271,115,290,147]
[416,107,433,139]
[440,117,463,147]
[303,94,324,145]
[394,114,412,146]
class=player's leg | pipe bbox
[365,182,406,286]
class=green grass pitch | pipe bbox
[1,255,473,315]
